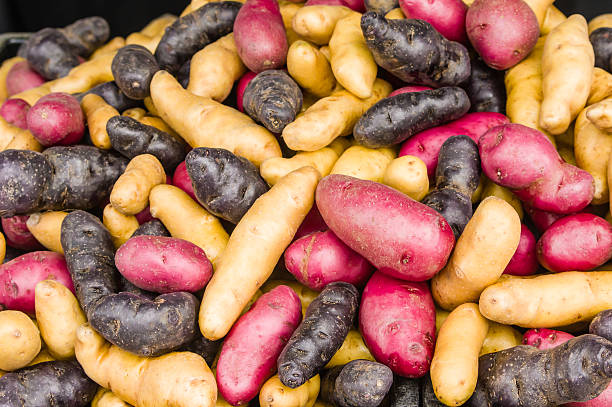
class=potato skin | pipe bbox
[320,360,393,407]
[25,28,80,80]
[361,12,471,87]
[217,286,302,405]
[278,282,359,389]
[316,175,454,282]
[185,147,269,224]
[0,360,98,407]
[111,45,159,100]
[155,1,242,73]
[360,272,435,378]
[0,310,41,371]
[591,28,612,72]
[243,70,302,133]
[353,87,470,148]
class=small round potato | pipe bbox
[0,310,41,371]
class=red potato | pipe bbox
[115,235,213,293]
[316,174,454,282]
[284,229,374,291]
[294,205,328,240]
[234,0,288,73]
[5,61,46,96]
[399,112,509,178]
[0,98,30,129]
[26,92,85,146]
[359,271,436,378]
[479,124,594,214]
[466,0,540,70]
[536,213,612,272]
[388,85,433,97]
[135,206,154,224]
[399,0,468,43]
[305,0,365,12]
[1,216,43,251]
[0,251,74,314]
[217,285,302,405]
[236,71,257,113]
[172,161,197,202]
[503,224,538,276]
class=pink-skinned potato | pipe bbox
[26,92,85,146]
[536,213,612,272]
[316,174,455,282]
[399,0,468,43]
[466,0,540,70]
[284,229,374,291]
[388,85,433,98]
[236,71,257,113]
[479,124,594,214]
[0,98,30,129]
[216,285,302,405]
[5,61,46,96]
[1,215,43,251]
[234,0,288,72]
[115,235,213,293]
[523,328,612,407]
[503,224,538,276]
[294,205,328,240]
[359,271,436,378]
[399,112,509,178]
[172,161,197,202]
[0,251,74,314]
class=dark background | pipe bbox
[0,0,609,36]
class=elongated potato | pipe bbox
[0,310,41,371]
[35,279,86,360]
[480,322,523,356]
[110,154,166,215]
[330,145,395,182]
[589,13,612,34]
[480,272,612,328]
[588,68,612,105]
[0,116,43,152]
[325,330,375,368]
[574,107,612,205]
[430,303,489,407]
[540,5,566,35]
[330,13,377,98]
[199,166,320,340]
[260,139,348,186]
[188,34,246,101]
[432,197,521,311]
[292,5,355,45]
[259,374,320,407]
[287,40,336,98]
[81,93,119,149]
[75,324,217,407]
[92,388,131,407]
[149,184,229,265]
[480,177,523,220]
[150,70,281,167]
[283,79,392,151]
[540,15,594,135]
[587,97,612,132]
[26,211,68,254]
[102,204,139,248]
[382,155,429,201]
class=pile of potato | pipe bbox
[0,0,611,406]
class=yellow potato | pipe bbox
[102,204,140,248]
[287,40,336,98]
[540,15,594,135]
[292,6,355,45]
[385,8,404,19]
[26,211,68,254]
[75,324,217,407]
[35,280,87,360]
[199,167,320,340]
[586,97,612,132]
[81,93,119,149]
[0,56,24,102]
[150,71,281,167]
[90,36,126,60]
[325,330,375,368]
[282,79,391,151]
[0,311,41,371]
[149,184,229,265]
[92,388,132,407]
[589,13,612,34]
[588,68,612,105]
[188,34,246,101]
[331,145,395,182]
[330,13,377,99]
[0,116,43,152]
[480,271,612,328]
[479,322,523,356]
[430,303,489,407]
[260,280,318,316]
[382,155,429,201]
[575,107,612,205]
[480,177,524,220]
[259,374,320,407]
[432,197,521,310]
[110,154,166,215]
[540,6,566,35]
